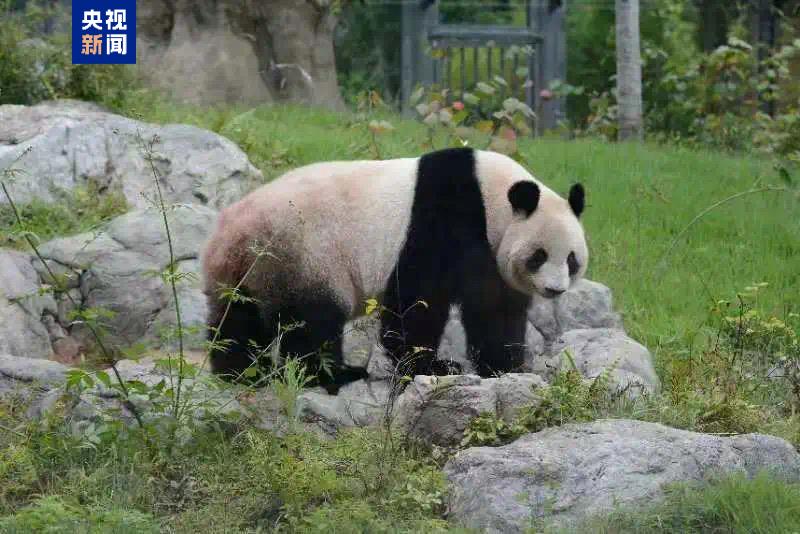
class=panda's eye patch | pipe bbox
[526,248,548,272]
[568,251,580,276]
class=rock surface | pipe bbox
[0,100,262,209]
[394,374,547,447]
[534,328,659,395]
[0,250,56,360]
[0,353,68,400]
[527,279,623,341]
[34,205,217,354]
[444,419,800,532]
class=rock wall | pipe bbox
[137,0,345,109]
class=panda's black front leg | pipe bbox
[461,288,530,377]
[379,295,450,377]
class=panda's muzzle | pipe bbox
[542,287,566,299]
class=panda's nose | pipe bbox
[544,287,566,298]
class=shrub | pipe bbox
[0,496,159,533]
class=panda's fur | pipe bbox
[202,148,588,391]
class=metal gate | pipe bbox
[401,0,567,133]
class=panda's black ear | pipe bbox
[507,181,540,217]
[568,183,585,218]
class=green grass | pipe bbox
[573,472,800,534]
[0,186,128,249]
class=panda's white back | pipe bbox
[239,157,420,312]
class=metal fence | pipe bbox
[401,0,567,133]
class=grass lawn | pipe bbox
[1,97,799,532]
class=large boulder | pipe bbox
[0,100,262,209]
[444,419,800,532]
[35,205,217,355]
[0,249,56,360]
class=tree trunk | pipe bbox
[615,0,643,141]
[137,0,344,109]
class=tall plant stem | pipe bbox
[142,135,186,420]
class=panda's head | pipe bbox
[497,180,588,299]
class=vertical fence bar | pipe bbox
[500,47,506,99]
[460,47,466,99]
[487,46,493,87]
[512,54,519,99]
[472,47,479,88]
[444,51,451,102]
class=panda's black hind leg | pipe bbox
[277,293,367,394]
[208,298,270,380]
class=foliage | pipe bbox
[0,496,159,533]
[409,69,536,161]
[334,2,402,105]
[516,359,611,434]
[613,283,800,441]
[461,412,527,448]
[0,0,138,109]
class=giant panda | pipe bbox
[201,148,588,391]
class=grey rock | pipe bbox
[529,279,623,340]
[437,307,475,374]
[0,249,57,359]
[534,328,659,395]
[0,354,69,414]
[391,373,548,447]
[0,353,68,385]
[393,375,497,447]
[0,100,262,209]
[31,358,243,430]
[342,316,380,369]
[297,379,394,434]
[37,205,217,352]
[493,373,547,422]
[444,419,800,532]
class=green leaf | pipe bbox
[476,81,495,95]
[410,86,425,106]
[777,165,794,187]
[95,370,111,388]
[451,110,469,125]
[462,92,480,106]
